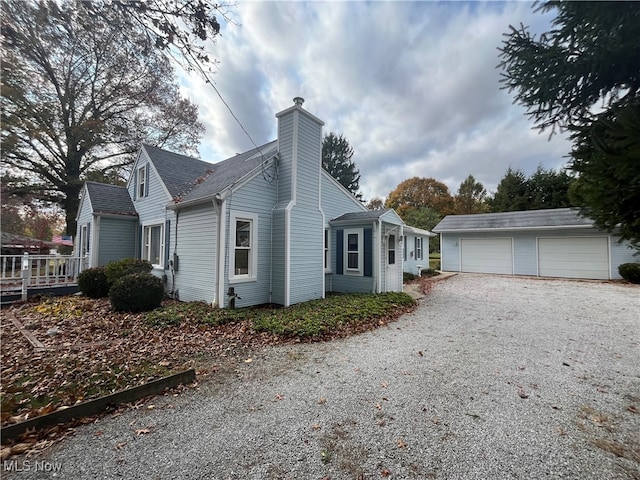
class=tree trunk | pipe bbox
[62,182,82,236]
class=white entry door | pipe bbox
[385,234,399,291]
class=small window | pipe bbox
[143,224,164,267]
[388,235,396,265]
[137,165,147,198]
[324,229,330,271]
[81,224,89,256]
[344,229,363,274]
[415,237,423,260]
[230,211,258,281]
[234,220,251,275]
[347,233,359,269]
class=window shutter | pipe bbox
[137,225,142,259]
[164,220,171,269]
[336,229,343,274]
[132,169,137,200]
[145,164,150,197]
[403,236,407,261]
[415,237,418,259]
[364,228,373,277]
[87,224,91,253]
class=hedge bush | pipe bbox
[77,267,110,298]
[618,263,640,284]
[109,273,164,312]
[104,258,153,286]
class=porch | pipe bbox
[1,253,83,303]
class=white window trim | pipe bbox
[81,224,89,257]
[229,211,258,283]
[388,234,396,265]
[137,165,147,199]
[324,228,331,273]
[142,221,164,268]
[416,237,423,260]
[344,228,363,276]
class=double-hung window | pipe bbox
[143,223,164,267]
[230,211,257,281]
[415,237,423,260]
[324,229,330,271]
[81,224,89,256]
[344,228,363,274]
[137,165,147,199]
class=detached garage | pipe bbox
[433,208,637,280]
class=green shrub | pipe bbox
[109,273,164,312]
[252,292,415,337]
[105,258,153,286]
[77,267,110,298]
[421,267,440,277]
[145,309,182,328]
[618,263,640,284]
[403,272,418,283]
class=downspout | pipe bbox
[376,217,382,293]
[215,195,227,309]
[170,209,179,298]
[269,162,279,304]
[92,214,100,268]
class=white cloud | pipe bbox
[179,1,572,201]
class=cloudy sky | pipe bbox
[179,1,572,202]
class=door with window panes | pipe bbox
[385,234,399,291]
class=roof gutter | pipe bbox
[433,224,595,233]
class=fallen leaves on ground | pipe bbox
[0,291,420,456]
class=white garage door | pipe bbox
[460,238,513,274]
[538,237,609,279]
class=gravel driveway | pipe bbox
[4,274,639,480]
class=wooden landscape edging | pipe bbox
[1,369,196,443]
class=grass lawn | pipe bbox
[429,252,441,270]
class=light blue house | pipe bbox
[75,98,434,308]
[433,208,637,280]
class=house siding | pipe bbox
[321,173,366,222]
[222,173,278,308]
[277,114,294,204]
[440,229,637,279]
[97,217,137,266]
[128,151,173,278]
[271,210,286,304]
[172,203,217,304]
[75,188,94,264]
[288,112,324,305]
[403,234,428,275]
[331,224,377,294]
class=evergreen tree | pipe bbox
[455,175,487,214]
[322,132,362,200]
[498,0,640,245]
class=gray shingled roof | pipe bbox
[142,144,215,200]
[331,209,394,222]
[85,182,137,216]
[178,140,279,203]
[433,208,593,232]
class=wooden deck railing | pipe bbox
[1,253,84,300]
